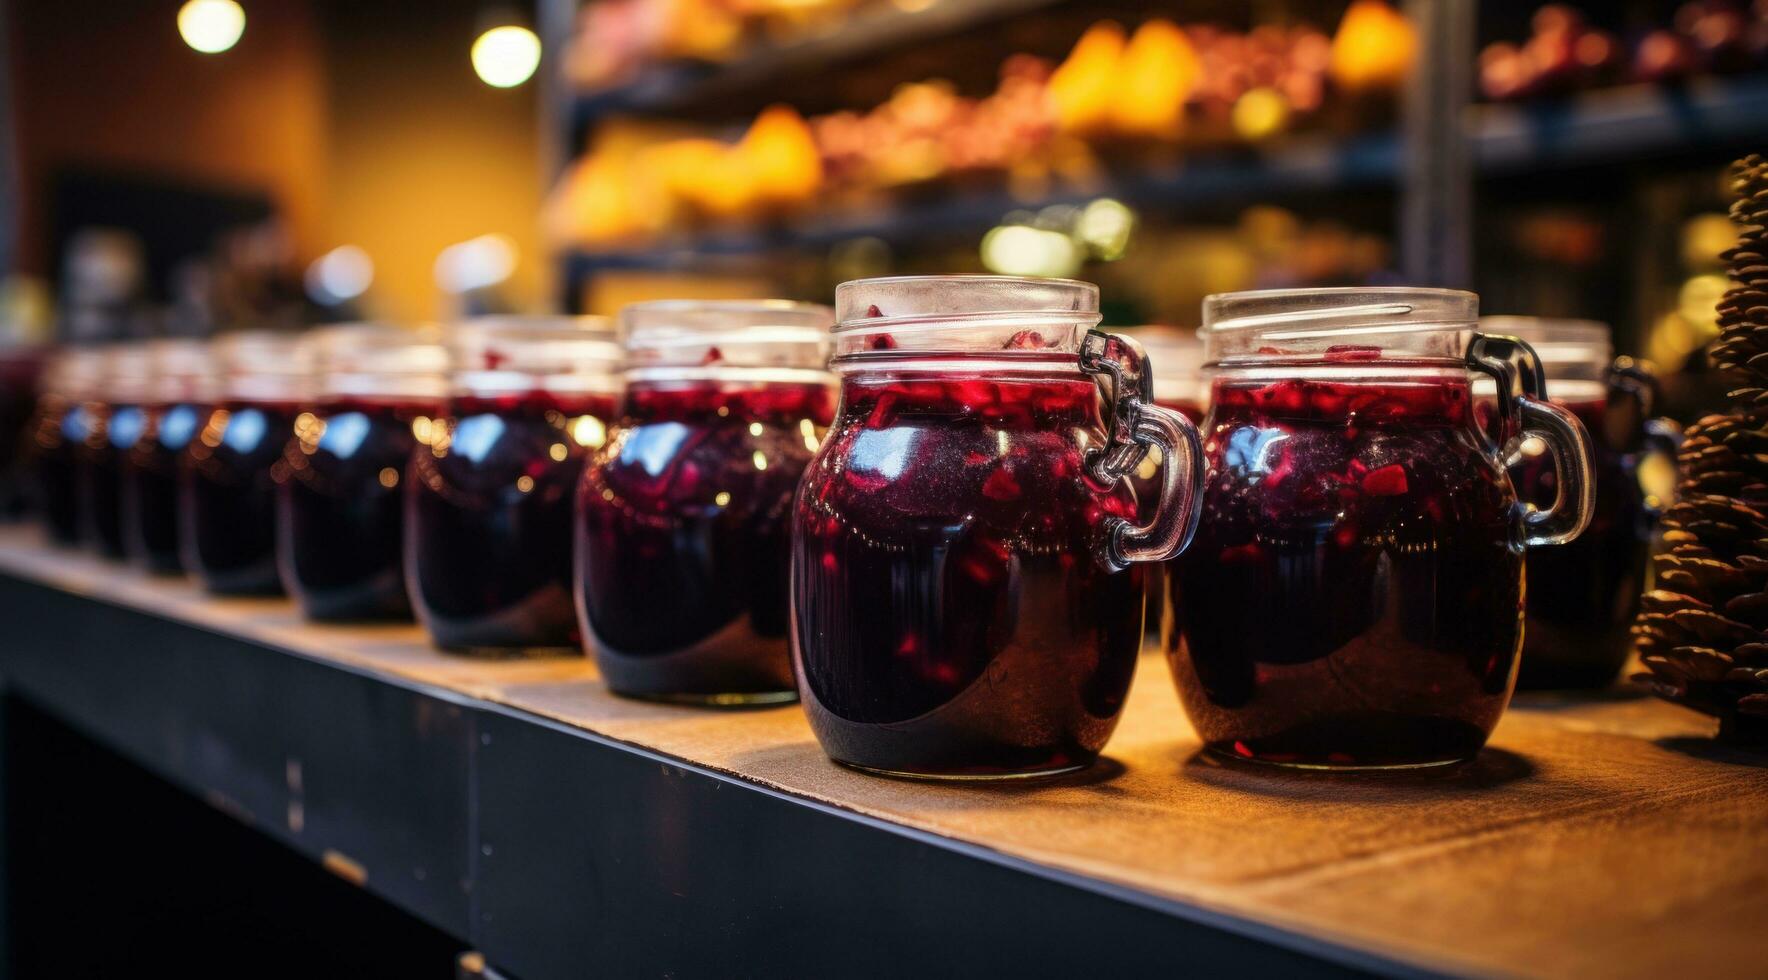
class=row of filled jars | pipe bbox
[27,278,1671,779]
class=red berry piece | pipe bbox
[1361,463,1409,496]
[981,465,1022,501]
[1324,345,1382,362]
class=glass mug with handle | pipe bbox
[1164,288,1596,770]
[791,275,1205,780]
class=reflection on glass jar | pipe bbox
[278,324,447,621]
[31,348,106,547]
[121,340,215,574]
[1480,317,1670,689]
[577,300,835,704]
[180,331,309,595]
[407,316,619,654]
[792,276,1203,779]
[1166,289,1596,769]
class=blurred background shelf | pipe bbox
[566,0,1066,133]
[1474,75,1768,174]
[561,128,1405,276]
[561,75,1768,281]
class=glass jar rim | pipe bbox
[47,345,109,398]
[835,275,1099,331]
[621,299,831,352]
[98,339,216,404]
[1132,326,1206,375]
[213,330,311,402]
[1203,287,1478,366]
[1479,316,1611,361]
[306,322,449,372]
[832,276,1100,368]
[450,315,620,368]
[449,314,621,395]
[304,322,449,400]
[620,298,832,380]
[214,329,311,376]
[149,338,219,403]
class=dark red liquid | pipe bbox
[122,403,205,573]
[30,397,83,545]
[792,368,1144,778]
[407,391,615,652]
[279,398,436,621]
[180,401,300,595]
[78,402,131,558]
[0,352,44,519]
[1510,396,1653,688]
[1132,398,1204,637]
[577,381,834,702]
[1164,376,1522,768]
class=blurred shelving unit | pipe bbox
[1473,75,1768,174]
[562,0,1068,139]
[561,128,1407,278]
[541,0,1768,332]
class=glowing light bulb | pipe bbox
[178,0,245,54]
[472,25,541,88]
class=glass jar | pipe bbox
[67,344,127,558]
[1129,327,1209,638]
[121,339,216,573]
[792,276,1204,779]
[1481,316,1670,689]
[31,347,105,546]
[407,316,620,654]
[181,331,310,595]
[1165,288,1596,769]
[0,343,47,520]
[576,300,836,704]
[91,342,159,560]
[278,324,447,621]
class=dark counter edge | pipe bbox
[0,567,1434,980]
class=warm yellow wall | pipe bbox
[319,2,546,322]
[8,0,547,321]
[9,0,330,272]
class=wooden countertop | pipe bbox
[2,526,1763,978]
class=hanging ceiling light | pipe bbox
[178,0,246,55]
[472,7,542,90]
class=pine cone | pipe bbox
[1631,154,1768,746]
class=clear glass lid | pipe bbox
[832,275,1101,368]
[620,300,833,382]
[1202,287,1479,367]
[449,315,620,395]
[303,323,448,401]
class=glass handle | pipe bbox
[1105,403,1205,570]
[1519,395,1597,547]
[1606,357,1661,453]
[1608,357,1658,417]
